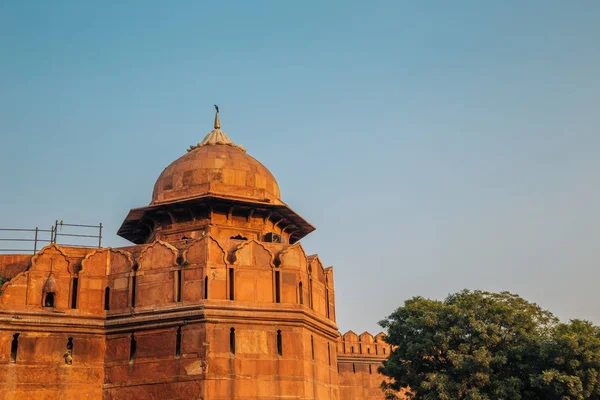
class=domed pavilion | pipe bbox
[118,109,314,245]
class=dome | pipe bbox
[118,108,315,245]
[151,113,281,205]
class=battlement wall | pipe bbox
[336,330,404,400]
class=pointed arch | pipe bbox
[137,240,179,270]
[81,248,134,276]
[278,242,308,271]
[232,239,275,268]
[31,244,70,273]
[359,331,374,343]
[182,235,228,267]
[374,332,387,343]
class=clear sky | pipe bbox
[1,1,599,334]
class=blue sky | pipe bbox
[1,1,599,333]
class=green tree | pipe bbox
[532,320,600,399]
[379,290,600,400]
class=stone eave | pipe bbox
[117,194,315,245]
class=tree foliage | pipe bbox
[379,290,600,400]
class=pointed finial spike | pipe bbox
[214,104,220,129]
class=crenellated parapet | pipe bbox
[0,237,338,324]
[338,330,392,357]
[336,330,404,399]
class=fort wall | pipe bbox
[0,239,350,399]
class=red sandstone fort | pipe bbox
[0,110,399,399]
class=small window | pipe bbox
[71,277,79,309]
[10,333,19,363]
[353,363,356,374]
[369,364,373,374]
[311,335,315,361]
[298,282,303,305]
[131,275,137,308]
[104,287,110,311]
[383,348,386,355]
[228,268,235,300]
[204,276,208,300]
[129,333,136,363]
[230,328,236,355]
[65,337,73,365]
[277,330,282,356]
[264,232,282,243]
[44,292,55,308]
[176,270,182,303]
[328,343,331,366]
[275,271,281,303]
[351,346,354,354]
[175,327,182,358]
[367,348,371,354]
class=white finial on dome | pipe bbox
[188,105,245,152]
[214,104,220,129]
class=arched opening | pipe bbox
[204,275,208,299]
[10,333,19,363]
[274,271,281,303]
[277,330,282,356]
[104,287,110,311]
[65,337,73,365]
[71,277,79,309]
[298,282,303,305]
[229,328,236,355]
[230,234,248,241]
[175,327,182,358]
[44,292,55,308]
[129,333,136,363]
